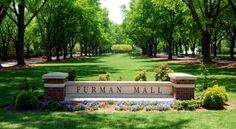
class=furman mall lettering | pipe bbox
[76,86,162,94]
[64,81,174,99]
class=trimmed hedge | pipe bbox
[111,44,132,53]
[200,85,228,109]
[15,90,38,110]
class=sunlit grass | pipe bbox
[0,53,236,129]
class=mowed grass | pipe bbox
[0,110,236,129]
[0,53,236,129]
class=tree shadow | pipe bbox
[0,111,192,129]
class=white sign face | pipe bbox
[65,81,173,98]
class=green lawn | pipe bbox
[0,53,236,129]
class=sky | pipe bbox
[100,0,130,25]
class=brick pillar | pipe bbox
[169,73,197,100]
[42,72,69,101]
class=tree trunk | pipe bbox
[3,46,8,61]
[230,40,235,59]
[84,43,87,56]
[202,31,212,63]
[148,44,153,56]
[63,45,67,59]
[95,46,98,55]
[26,46,30,59]
[56,47,60,60]
[213,43,217,58]
[63,49,66,59]
[80,43,83,56]
[70,48,73,58]
[16,0,26,65]
[184,44,188,56]
[153,43,157,57]
[179,42,183,53]
[191,43,196,56]
[46,43,52,61]
[168,41,172,60]
[175,42,178,55]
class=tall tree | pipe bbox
[182,0,229,63]
[0,0,11,24]
[0,17,16,61]
[7,0,47,65]
[228,0,236,14]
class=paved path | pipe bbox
[1,54,235,68]
[1,54,81,67]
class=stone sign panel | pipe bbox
[65,81,173,99]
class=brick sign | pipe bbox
[42,72,196,101]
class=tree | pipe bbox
[0,0,11,24]
[228,0,236,14]
[153,0,186,59]
[123,0,159,56]
[7,0,47,65]
[0,17,16,61]
[183,0,229,63]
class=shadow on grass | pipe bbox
[0,64,119,106]
[0,111,191,129]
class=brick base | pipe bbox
[173,87,194,100]
[44,87,65,101]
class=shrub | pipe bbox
[199,63,210,90]
[72,101,99,111]
[17,78,37,91]
[131,46,142,55]
[73,103,87,111]
[68,69,76,81]
[111,44,132,53]
[154,64,173,81]
[107,100,115,105]
[87,102,99,110]
[200,85,228,109]
[134,70,147,81]
[96,72,111,81]
[43,100,65,111]
[15,91,38,110]
[173,100,201,111]
[129,105,143,111]
[117,76,122,81]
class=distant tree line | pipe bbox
[123,0,236,63]
[0,0,125,67]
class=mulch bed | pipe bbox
[4,102,236,113]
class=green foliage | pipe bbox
[68,69,76,81]
[111,44,132,53]
[201,85,228,109]
[131,45,142,55]
[96,72,111,81]
[13,78,41,104]
[117,76,123,81]
[107,100,114,105]
[15,90,38,110]
[134,70,147,81]
[173,100,201,111]
[154,64,173,81]
[43,100,65,112]
[17,78,37,91]
[199,63,210,90]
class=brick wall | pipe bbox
[45,87,65,101]
[173,87,194,100]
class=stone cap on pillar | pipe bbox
[168,73,197,80]
[42,72,69,80]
